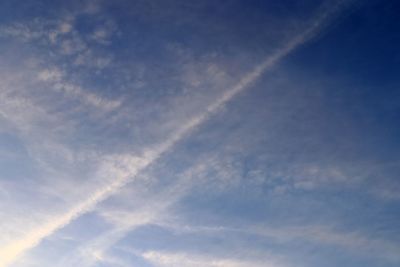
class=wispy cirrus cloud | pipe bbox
[37,67,121,111]
[141,250,286,267]
[3,1,399,267]
[0,2,348,265]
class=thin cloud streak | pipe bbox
[141,250,284,267]
[0,2,346,266]
[57,165,206,267]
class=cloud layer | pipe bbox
[0,1,399,267]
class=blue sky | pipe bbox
[0,0,399,266]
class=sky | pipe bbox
[0,0,399,266]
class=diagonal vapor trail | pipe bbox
[0,2,348,266]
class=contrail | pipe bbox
[0,2,348,266]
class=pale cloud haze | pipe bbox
[0,1,399,267]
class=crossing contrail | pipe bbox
[0,2,348,266]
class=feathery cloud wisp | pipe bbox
[0,2,346,266]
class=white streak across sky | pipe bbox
[0,2,349,266]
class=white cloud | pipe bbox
[55,161,208,267]
[141,251,284,267]
[0,2,355,266]
[154,222,400,263]
[89,20,118,45]
[59,22,73,34]
[53,82,121,111]
[0,23,43,41]
[36,66,121,111]
[37,68,64,82]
